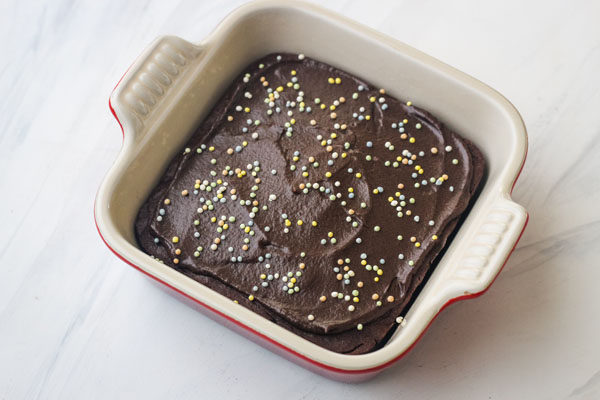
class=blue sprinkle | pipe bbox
[366,141,373,148]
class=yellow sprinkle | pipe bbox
[406,101,412,106]
[361,260,367,266]
[248,295,254,301]
[210,217,217,223]
[244,107,250,113]
[335,77,342,84]
[374,277,379,282]
[403,119,408,124]
[432,235,438,240]
[365,115,371,121]
[377,269,383,275]
[330,105,336,111]
[217,179,223,184]
[325,171,332,178]
[312,221,318,227]
[370,96,376,103]
[297,220,303,226]
[331,133,337,139]
[415,242,421,247]
[409,137,416,143]
[320,104,326,110]
[290,118,296,125]
[245,226,251,233]
[348,187,354,193]
[353,297,359,303]
[172,236,179,243]
[291,277,297,284]
[373,189,379,194]
[302,171,309,177]
[227,116,233,122]
[163,199,171,205]
[242,141,248,147]
[285,219,292,227]
[291,70,297,76]
[209,146,215,152]
[287,82,293,87]
[260,274,266,279]
[341,152,347,158]
[328,232,334,238]
[388,196,394,202]
[328,77,335,84]
[355,173,362,179]
[321,140,327,146]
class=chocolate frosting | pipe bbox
[135,53,484,354]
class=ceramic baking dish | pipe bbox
[95,0,528,381]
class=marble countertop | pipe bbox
[1,0,599,398]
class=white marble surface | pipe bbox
[1,0,599,398]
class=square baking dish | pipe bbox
[95,0,528,381]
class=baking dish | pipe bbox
[95,0,528,381]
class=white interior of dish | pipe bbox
[97,0,527,371]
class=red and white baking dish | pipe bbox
[95,0,528,381]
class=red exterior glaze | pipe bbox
[97,64,529,378]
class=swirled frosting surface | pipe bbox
[135,53,484,354]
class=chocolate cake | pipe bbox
[135,53,485,354]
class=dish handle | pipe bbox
[425,196,528,308]
[109,35,202,136]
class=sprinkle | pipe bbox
[445,145,453,152]
[357,324,363,331]
[387,296,395,303]
[298,54,305,60]
[374,226,381,232]
[248,295,255,301]
[164,199,171,205]
[308,314,315,321]
[172,236,179,243]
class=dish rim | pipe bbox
[94,0,529,377]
